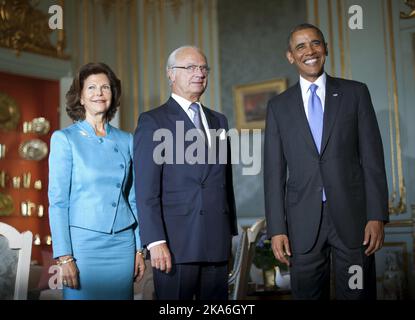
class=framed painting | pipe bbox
[233,78,287,130]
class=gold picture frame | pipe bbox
[233,78,287,130]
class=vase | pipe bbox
[274,266,291,290]
[262,268,275,289]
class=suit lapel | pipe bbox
[321,75,342,155]
[290,83,319,155]
[166,97,195,133]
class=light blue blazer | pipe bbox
[48,120,142,258]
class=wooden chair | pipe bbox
[228,218,266,300]
[247,218,266,247]
[0,222,33,300]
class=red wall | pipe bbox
[0,71,59,264]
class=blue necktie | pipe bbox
[189,103,207,139]
[308,84,326,201]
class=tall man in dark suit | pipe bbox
[133,46,237,300]
[264,23,389,299]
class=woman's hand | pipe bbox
[134,251,146,282]
[58,255,79,289]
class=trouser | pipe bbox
[153,261,228,300]
[290,202,377,300]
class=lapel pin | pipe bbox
[333,93,338,97]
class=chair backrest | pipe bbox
[228,218,267,300]
[247,218,266,245]
[228,228,249,300]
[0,222,33,300]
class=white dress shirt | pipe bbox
[299,72,326,120]
[171,93,211,147]
[147,94,211,250]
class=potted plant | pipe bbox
[252,231,289,289]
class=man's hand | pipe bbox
[271,234,291,267]
[149,243,172,273]
[134,251,146,282]
[363,220,385,256]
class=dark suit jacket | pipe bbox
[133,97,237,264]
[264,75,389,253]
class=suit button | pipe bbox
[114,148,119,152]
[201,183,206,189]
[199,210,204,215]
[112,202,117,207]
[120,164,125,169]
[98,138,104,143]
[116,183,121,188]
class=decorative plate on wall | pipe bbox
[18,139,48,161]
[0,92,20,131]
[31,117,50,135]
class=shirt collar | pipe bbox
[299,72,326,95]
[171,93,201,113]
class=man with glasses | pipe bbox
[133,46,237,300]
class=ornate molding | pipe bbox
[400,0,415,19]
[389,188,407,215]
[0,0,68,58]
[384,0,407,214]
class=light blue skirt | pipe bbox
[64,226,135,300]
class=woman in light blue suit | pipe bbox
[48,63,145,299]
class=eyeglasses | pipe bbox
[170,65,210,75]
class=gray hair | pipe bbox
[166,45,208,85]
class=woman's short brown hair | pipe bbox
[66,62,121,121]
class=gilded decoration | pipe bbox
[400,0,415,19]
[0,0,67,58]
